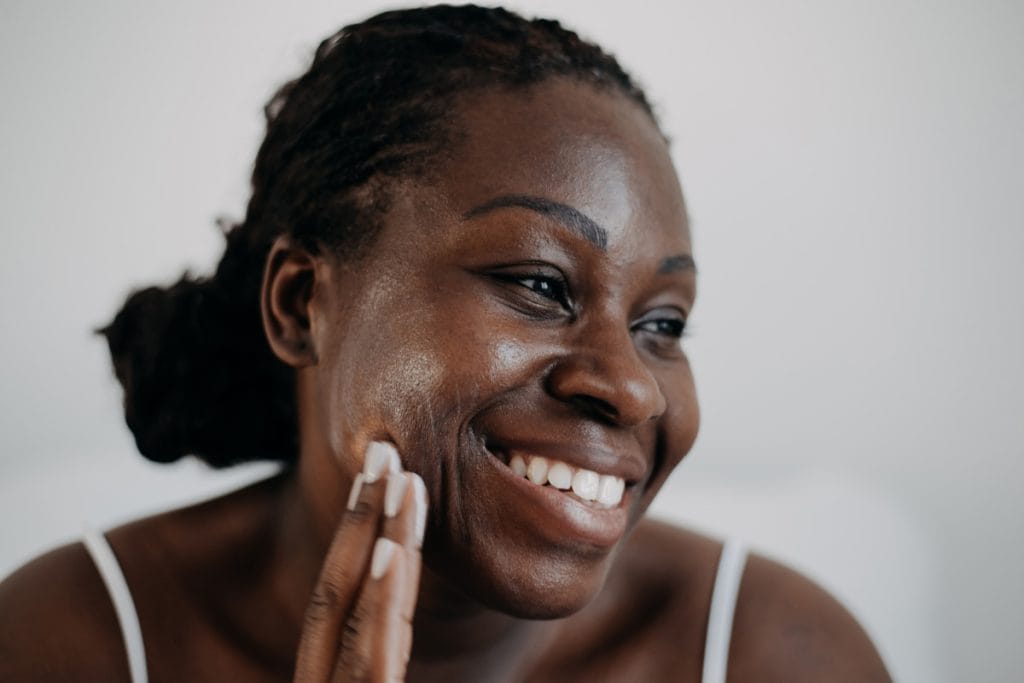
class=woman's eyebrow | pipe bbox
[659,254,696,275]
[462,194,608,250]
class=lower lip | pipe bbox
[481,447,630,550]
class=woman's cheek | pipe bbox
[314,341,441,473]
[374,348,447,423]
[484,338,532,381]
[372,335,539,471]
[351,346,449,451]
[325,305,544,475]
[638,367,700,509]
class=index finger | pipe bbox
[293,442,399,681]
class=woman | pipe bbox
[0,6,890,681]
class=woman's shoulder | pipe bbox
[0,540,133,681]
[0,476,285,682]
[728,548,891,681]
[610,519,892,681]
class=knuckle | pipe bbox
[337,601,378,681]
[341,600,371,647]
[303,585,338,625]
[338,627,371,681]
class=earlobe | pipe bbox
[261,236,319,367]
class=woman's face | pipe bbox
[308,78,697,618]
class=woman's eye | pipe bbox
[481,266,573,321]
[517,276,567,304]
[485,268,574,319]
[635,316,687,338]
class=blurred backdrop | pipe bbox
[1,1,1021,680]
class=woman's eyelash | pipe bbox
[493,272,573,310]
[516,276,568,303]
[490,271,687,340]
[635,317,687,338]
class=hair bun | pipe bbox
[100,271,295,467]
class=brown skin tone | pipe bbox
[0,79,891,681]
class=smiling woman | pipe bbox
[319,79,700,622]
[0,5,888,682]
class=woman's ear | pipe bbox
[261,236,319,367]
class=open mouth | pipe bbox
[485,445,626,509]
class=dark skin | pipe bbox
[0,79,891,682]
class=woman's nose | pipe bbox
[545,325,667,427]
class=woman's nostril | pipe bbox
[546,348,665,427]
[569,395,620,424]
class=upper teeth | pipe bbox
[508,454,625,507]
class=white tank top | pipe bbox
[703,539,748,683]
[83,531,746,683]
[82,529,148,683]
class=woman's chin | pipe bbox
[471,575,604,621]
[488,590,598,621]
[426,543,611,620]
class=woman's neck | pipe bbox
[405,564,555,682]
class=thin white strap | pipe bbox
[703,539,748,683]
[82,529,148,683]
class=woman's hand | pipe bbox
[294,442,427,682]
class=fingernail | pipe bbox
[384,472,410,518]
[371,537,398,580]
[364,441,400,483]
[346,473,365,511]
[411,473,428,548]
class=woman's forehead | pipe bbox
[418,79,690,248]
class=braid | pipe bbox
[101,4,659,467]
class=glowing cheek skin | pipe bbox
[373,348,446,427]
[392,349,446,401]
[325,342,446,474]
[487,339,531,379]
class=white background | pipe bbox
[1,1,1022,681]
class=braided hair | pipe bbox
[100,4,658,468]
